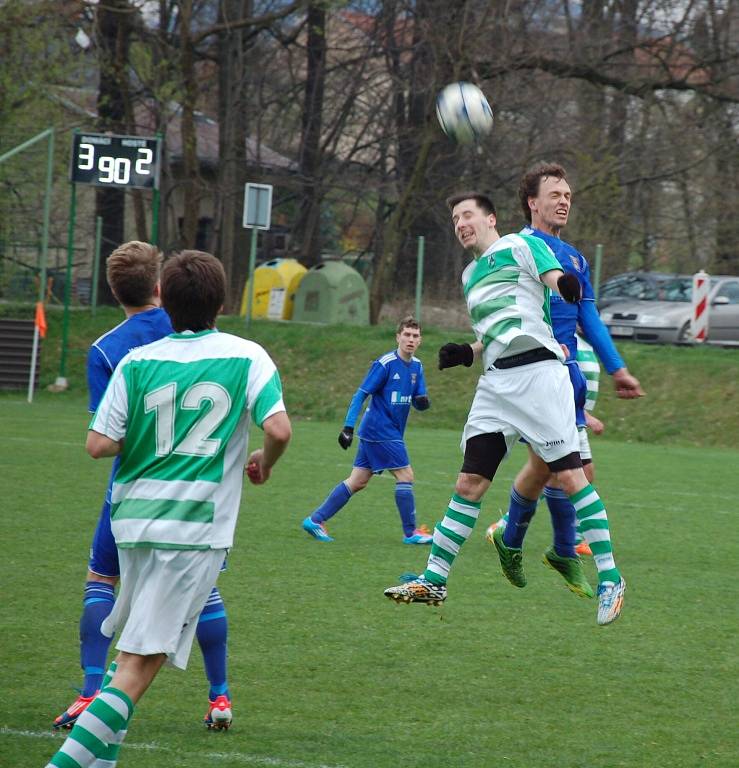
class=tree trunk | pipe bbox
[215,0,252,311]
[370,130,435,324]
[94,0,131,305]
[294,0,327,267]
[179,0,200,249]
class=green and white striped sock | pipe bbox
[46,687,133,768]
[424,494,481,585]
[571,484,621,584]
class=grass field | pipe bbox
[1,396,737,768]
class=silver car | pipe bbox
[599,275,739,345]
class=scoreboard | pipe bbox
[70,132,162,189]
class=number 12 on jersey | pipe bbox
[145,381,232,457]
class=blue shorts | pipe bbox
[567,362,588,429]
[89,493,119,578]
[353,439,410,474]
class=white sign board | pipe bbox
[243,183,273,230]
[267,288,286,319]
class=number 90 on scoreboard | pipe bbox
[70,132,162,190]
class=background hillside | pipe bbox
[3,305,737,449]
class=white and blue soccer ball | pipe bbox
[435,82,494,144]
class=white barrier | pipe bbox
[691,270,710,343]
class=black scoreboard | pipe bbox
[70,133,161,189]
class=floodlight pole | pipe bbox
[593,244,603,300]
[91,216,102,316]
[56,182,77,388]
[245,227,258,331]
[415,235,425,323]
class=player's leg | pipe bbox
[553,463,624,624]
[45,548,227,767]
[512,362,592,599]
[388,447,431,543]
[54,501,119,729]
[302,445,372,541]
[485,447,548,542]
[196,576,231,729]
[384,432,507,604]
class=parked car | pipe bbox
[596,271,674,309]
[599,275,739,345]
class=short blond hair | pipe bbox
[106,241,162,307]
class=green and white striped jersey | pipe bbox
[575,334,600,412]
[90,330,285,550]
[462,233,565,368]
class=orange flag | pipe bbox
[34,301,47,339]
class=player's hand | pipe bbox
[438,342,474,370]
[557,273,582,303]
[585,411,605,435]
[612,368,644,399]
[245,449,271,485]
[338,427,354,450]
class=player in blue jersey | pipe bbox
[53,241,233,730]
[487,162,643,625]
[302,316,433,544]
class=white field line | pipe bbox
[1,435,83,447]
[0,727,348,768]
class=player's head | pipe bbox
[396,316,421,357]
[446,191,498,255]
[519,162,571,234]
[161,250,226,332]
[106,241,162,308]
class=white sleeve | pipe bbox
[89,363,129,441]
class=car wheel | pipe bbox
[677,321,694,344]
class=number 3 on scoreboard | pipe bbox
[144,381,232,457]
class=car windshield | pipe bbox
[658,278,693,302]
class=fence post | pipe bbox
[415,236,425,323]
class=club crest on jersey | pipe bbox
[411,373,417,385]
[569,255,581,271]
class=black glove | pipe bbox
[557,273,582,303]
[413,395,430,411]
[338,426,354,450]
[438,342,474,370]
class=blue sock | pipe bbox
[395,482,416,537]
[196,587,229,701]
[544,486,577,558]
[311,482,352,524]
[80,581,116,697]
[502,487,538,549]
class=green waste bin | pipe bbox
[292,261,369,325]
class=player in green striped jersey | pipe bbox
[44,251,291,768]
[385,191,624,624]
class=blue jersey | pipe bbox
[355,351,427,442]
[521,226,624,374]
[87,307,173,412]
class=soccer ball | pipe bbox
[435,82,494,144]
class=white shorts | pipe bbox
[102,547,226,670]
[462,359,580,465]
[579,427,592,461]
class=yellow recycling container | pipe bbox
[240,258,307,320]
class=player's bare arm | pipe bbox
[86,430,123,459]
[246,411,292,485]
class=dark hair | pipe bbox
[161,250,226,332]
[518,162,568,223]
[106,241,162,307]
[445,191,496,216]
[396,315,421,334]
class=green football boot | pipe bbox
[542,546,594,599]
[492,526,526,587]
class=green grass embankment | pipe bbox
[1,303,737,448]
